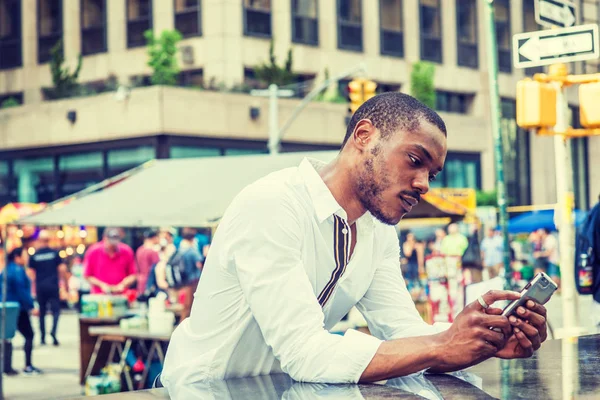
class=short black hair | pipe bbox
[7,247,24,263]
[342,92,447,148]
[144,229,159,239]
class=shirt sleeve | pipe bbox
[222,185,382,383]
[356,227,450,340]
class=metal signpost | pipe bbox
[535,0,577,29]
[250,85,295,155]
[513,24,599,68]
[513,0,600,340]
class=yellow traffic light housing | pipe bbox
[516,79,557,129]
[363,80,377,102]
[348,78,365,114]
[579,82,600,128]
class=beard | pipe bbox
[355,148,398,226]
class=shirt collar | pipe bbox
[299,158,375,231]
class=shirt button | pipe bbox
[342,228,348,235]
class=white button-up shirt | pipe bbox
[161,158,447,389]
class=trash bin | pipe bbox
[0,302,20,340]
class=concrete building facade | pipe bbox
[0,0,598,208]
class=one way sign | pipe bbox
[513,24,599,68]
[535,0,577,29]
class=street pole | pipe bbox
[268,84,280,155]
[549,64,580,337]
[483,0,511,289]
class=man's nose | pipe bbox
[412,173,430,195]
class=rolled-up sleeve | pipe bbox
[356,227,450,340]
[223,185,382,383]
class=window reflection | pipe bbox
[13,157,55,203]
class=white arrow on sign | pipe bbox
[535,0,577,29]
[513,24,599,68]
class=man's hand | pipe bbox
[490,300,548,359]
[431,290,521,372]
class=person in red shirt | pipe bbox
[84,228,136,294]
[136,229,160,295]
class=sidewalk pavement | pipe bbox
[3,311,82,400]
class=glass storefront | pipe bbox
[0,160,9,205]
[59,152,103,197]
[107,146,155,175]
[13,157,55,203]
[500,99,531,206]
[170,146,221,158]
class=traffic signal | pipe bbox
[347,78,378,114]
[579,82,600,128]
[348,78,365,114]
[516,79,557,129]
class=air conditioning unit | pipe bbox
[181,46,195,65]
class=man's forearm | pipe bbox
[119,274,136,288]
[86,276,106,290]
[360,332,450,383]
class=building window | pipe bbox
[380,0,403,57]
[0,160,9,206]
[81,0,107,55]
[522,0,543,76]
[436,91,471,114]
[38,0,62,64]
[224,148,268,156]
[570,106,589,210]
[178,68,203,87]
[419,0,442,63]
[243,0,271,38]
[429,152,481,189]
[456,0,478,68]
[174,0,201,38]
[107,146,154,176]
[127,0,152,48]
[495,0,511,73]
[13,157,56,203]
[337,0,363,51]
[170,146,221,158]
[58,152,103,197]
[292,0,318,46]
[0,0,22,69]
[500,99,531,206]
[0,92,23,107]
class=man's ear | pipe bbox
[352,119,375,152]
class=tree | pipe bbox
[410,61,436,109]
[476,190,498,207]
[254,40,297,87]
[145,29,182,86]
[47,40,83,99]
[1,97,20,109]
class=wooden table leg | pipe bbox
[83,337,104,383]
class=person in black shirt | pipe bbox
[29,230,66,346]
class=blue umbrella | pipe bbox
[507,209,588,234]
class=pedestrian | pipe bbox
[84,228,136,294]
[136,229,160,296]
[533,228,560,288]
[159,92,548,391]
[167,228,204,321]
[401,232,424,281]
[441,223,469,257]
[28,230,66,346]
[1,247,42,375]
[480,227,503,279]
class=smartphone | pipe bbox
[502,272,558,317]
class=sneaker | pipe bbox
[51,335,59,347]
[22,366,42,375]
[4,368,19,376]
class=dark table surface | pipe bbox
[79,333,600,399]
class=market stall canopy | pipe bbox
[402,191,470,221]
[18,152,339,228]
[508,209,588,234]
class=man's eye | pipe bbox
[429,174,437,183]
[409,155,421,166]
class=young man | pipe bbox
[534,228,560,287]
[84,228,136,294]
[1,247,42,375]
[160,93,548,389]
[29,230,66,346]
[481,227,504,279]
[136,229,160,295]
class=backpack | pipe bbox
[164,249,198,289]
[574,211,596,295]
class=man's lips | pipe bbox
[399,196,418,213]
